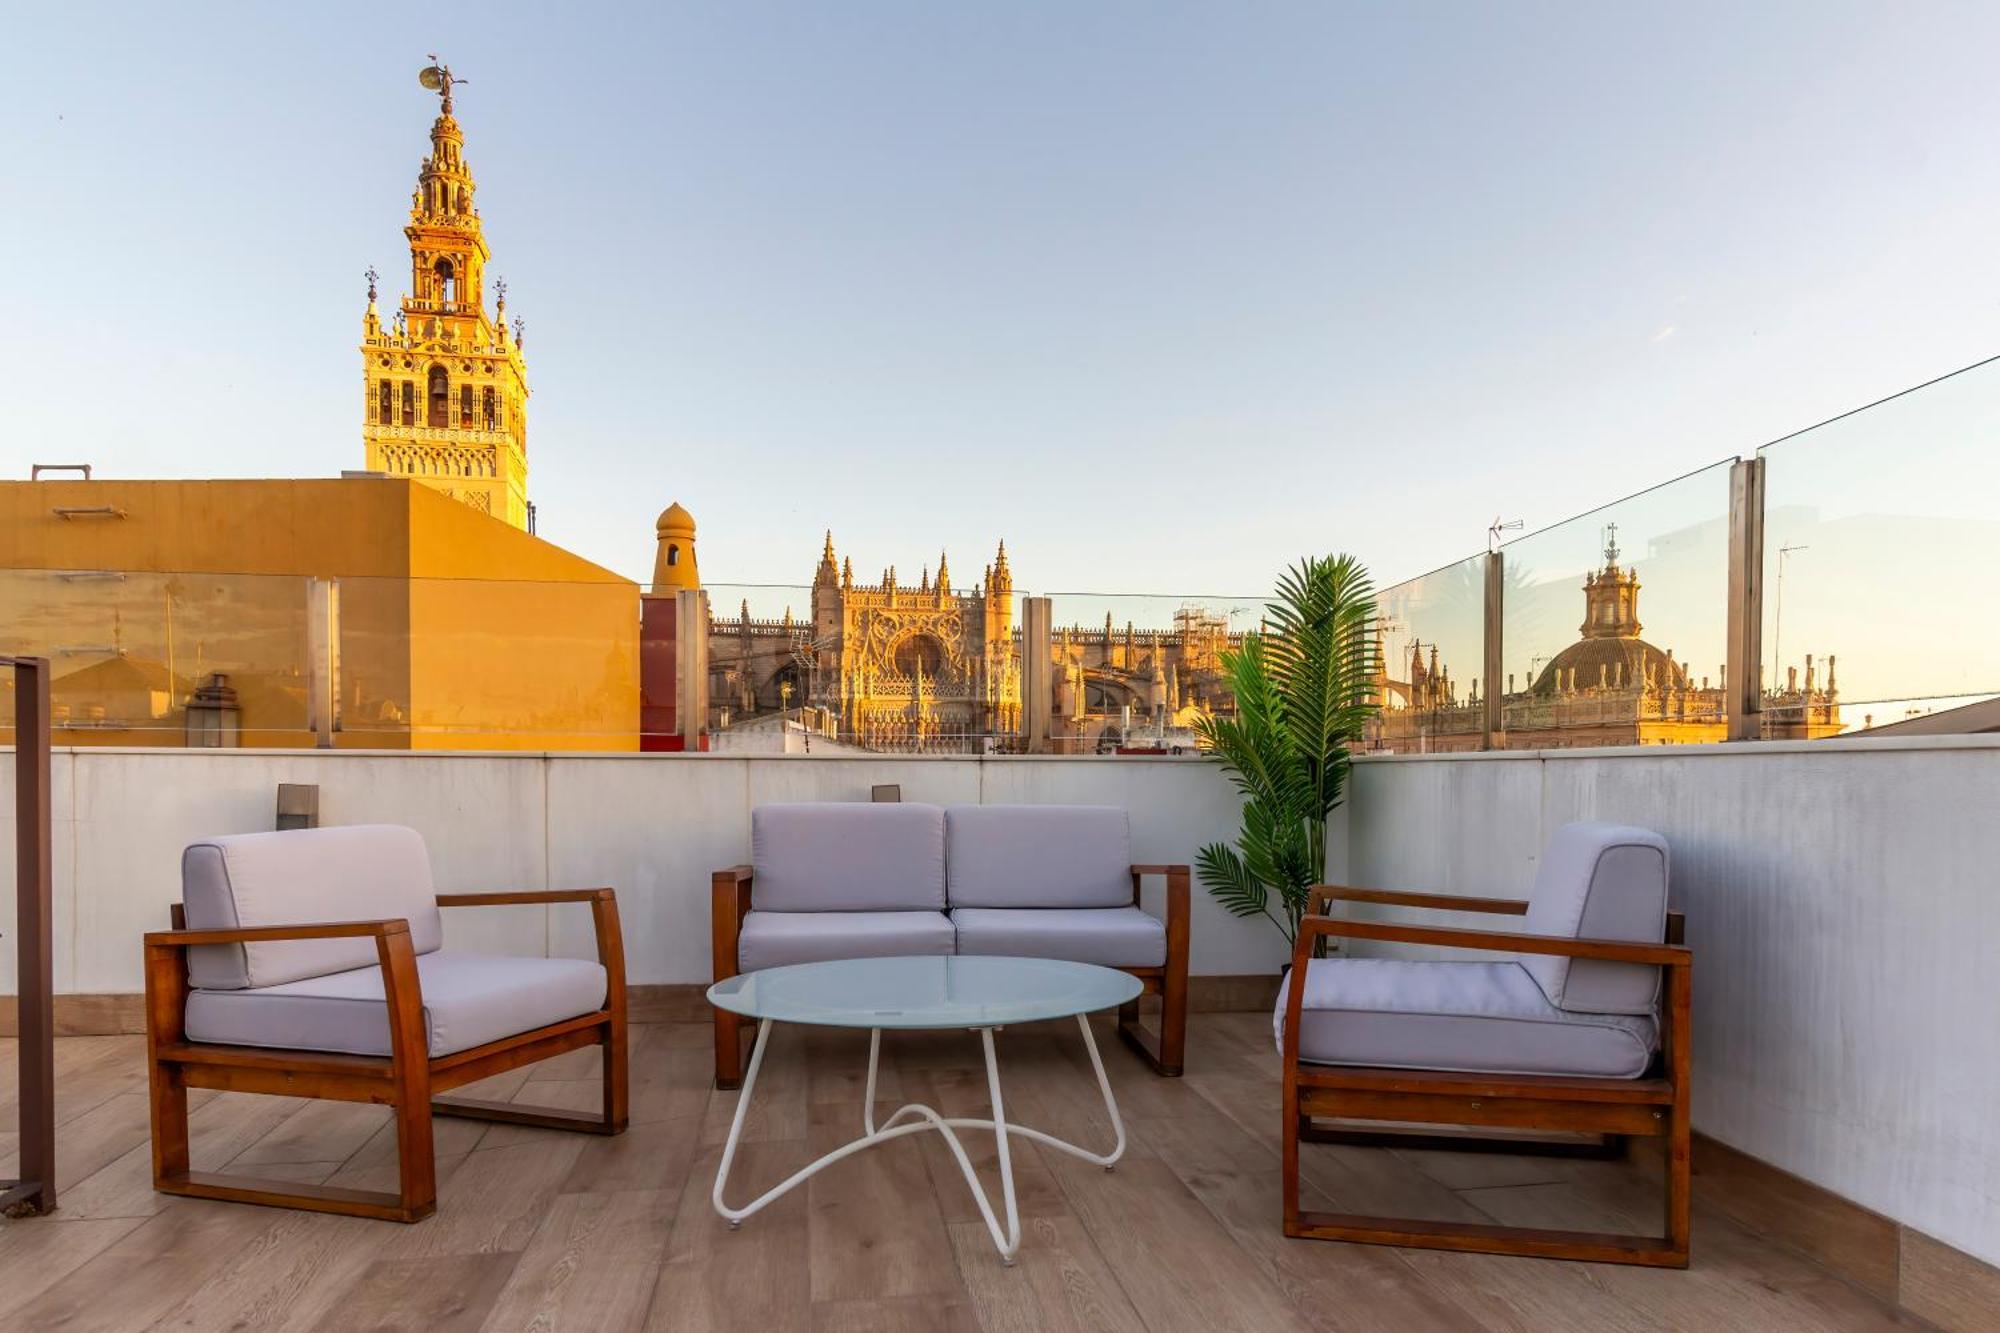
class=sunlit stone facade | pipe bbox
[359,69,532,528]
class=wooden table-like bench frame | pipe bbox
[711,863,1190,1088]
[144,888,628,1223]
[1283,885,1692,1267]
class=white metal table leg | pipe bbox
[712,1013,1126,1263]
[979,1026,1022,1263]
[712,1016,773,1228]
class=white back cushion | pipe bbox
[182,824,443,990]
[750,803,946,912]
[944,805,1132,908]
[1518,822,1669,1015]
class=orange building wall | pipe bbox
[0,478,637,751]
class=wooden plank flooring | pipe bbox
[0,1016,1922,1331]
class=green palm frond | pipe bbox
[1195,842,1268,920]
[1196,553,1379,945]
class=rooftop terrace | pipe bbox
[0,739,1997,1329]
[0,1012,1953,1331]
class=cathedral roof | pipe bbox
[1530,636,1686,696]
[1529,524,1687,694]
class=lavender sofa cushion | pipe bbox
[736,910,955,971]
[1275,957,1657,1079]
[182,824,443,991]
[750,802,947,913]
[950,907,1166,968]
[185,950,605,1058]
[1518,823,1670,1016]
[944,804,1132,909]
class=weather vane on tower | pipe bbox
[418,56,465,113]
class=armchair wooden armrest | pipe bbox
[437,888,625,982]
[711,866,754,979]
[1305,885,1530,917]
[145,919,414,949]
[1295,914,1691,968]
[710,865,755,1088]
[436,888,614,907]
[1128,863,1191,916]
[1121,864,1190,1077]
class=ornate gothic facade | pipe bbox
[359,64,532,528]
[706,534,1243,753]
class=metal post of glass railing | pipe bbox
[1,655,55,1217]
[1482,551,1506,751]
[1726,457,1766,742]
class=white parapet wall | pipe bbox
[1339,734,2000,1272]
[0,749,1291,999]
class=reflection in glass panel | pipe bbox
[1760,355,2000,731]
[0,570,311,745]
[1366,555,1487,753]
[340,575,640,751]
[1499,461,1745,747]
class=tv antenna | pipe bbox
[1488,516,1522,554]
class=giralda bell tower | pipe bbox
[359,59,532,528]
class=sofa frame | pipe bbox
[711,862,1189,1088]
[1282,885,1691,1267]
[144,888,628,1223]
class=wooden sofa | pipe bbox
[713,802,1188,1087]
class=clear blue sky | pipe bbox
[6,2,2000,598]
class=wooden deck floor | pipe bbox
[0,1015,1921,1331]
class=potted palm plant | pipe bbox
[1194,554,1379,948]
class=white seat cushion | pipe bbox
[751,803,947,912]
[1274,958,1657,1079]
[184,950,607,1058]
[737,910,955,972]
[1519,822,1669,1015]
[950,907,1166,968]
[944,805,1133,908]
[182,824,444,990]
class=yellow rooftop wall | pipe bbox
[0,478,637,751]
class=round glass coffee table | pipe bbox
[707,954,1142,1264]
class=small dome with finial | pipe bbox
[657,502,696,537]
[651,501,700,593]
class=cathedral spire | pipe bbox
[1581,532,1642,640]
[814,531,838,589]
[360,59,532,528]
[936,549,950,594]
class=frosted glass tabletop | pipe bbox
[708,955,1144,1030]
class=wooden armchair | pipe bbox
[146,825,627,1222]
[1281,823,1691,1267]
